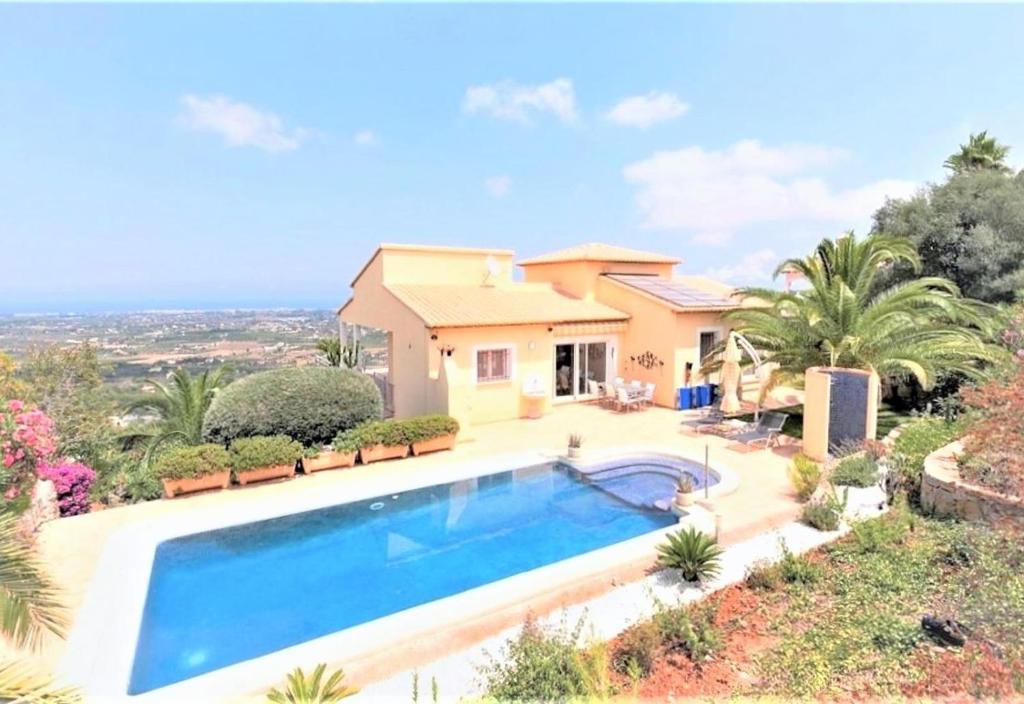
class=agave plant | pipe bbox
[656,526,723,582]
[266,664,358,704]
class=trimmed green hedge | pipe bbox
[153,444,231,480]
[203,367,382,447]
[334,414,459,452]
[229,435,304,471]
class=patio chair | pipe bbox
[642,382,655,407]
[729,411,788,448]
[616,386,641,413]
[680,396,725,433]
[586,379,601,403]
[603,382,618,408]
[614,376,624,386]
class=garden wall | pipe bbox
[921,440,1024,525]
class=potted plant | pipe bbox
[567,432,583,459]
[301,441,358,474]
[407,415,460,456]
[675,473,695,507]
[344,421,410,464]
[229,435,303,485]
[153,444,232,498]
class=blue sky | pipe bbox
[2,3,1024,313]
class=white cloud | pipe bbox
[624,139,916,233]
[606,91,689,128]
[353,130,377,146]
[180,94,307,153]
[462,78,577,124]
[690,231,732,247]
[705,248,779,284]
[485,175,512,198]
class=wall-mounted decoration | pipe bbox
[437,345,455,357]
[630,351,664,371]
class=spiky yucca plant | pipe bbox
[266,664,358,704]
[722,233,1000,391]
[656,527,723,582]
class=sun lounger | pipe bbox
[729,411,788,448]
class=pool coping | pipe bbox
[59,446,735,701]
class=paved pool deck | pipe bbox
[30,403,804,697]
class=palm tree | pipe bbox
[125,366,231,449]
[943,131,1012,174]
[0,511,80,702]
[723,233,1001,390]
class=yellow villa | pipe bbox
[339,242,749,429]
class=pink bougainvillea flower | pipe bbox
[4,486,20,500]
[7,400,24,413]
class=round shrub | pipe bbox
[152,444,231,481]
[229,435,303,472]
[203,367,382,447]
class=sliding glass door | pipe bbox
[554,340,610,401]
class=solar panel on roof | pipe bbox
[606,274,734,308]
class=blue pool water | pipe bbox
[128,462,677,694]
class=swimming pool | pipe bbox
[128,461,678,694]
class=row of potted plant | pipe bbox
[328,414,460,466]
[153,415,461,498]
[154,435,304,498]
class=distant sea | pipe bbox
[0,300,336,316]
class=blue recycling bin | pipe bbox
[677,386,694,410]
[695,384,712,407]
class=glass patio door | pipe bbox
[577,342,608,396]
[554,343,576,398]
[554,341,609,400]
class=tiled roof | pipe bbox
[386,284,630,328]
[517,243,680,266]
[604,274,741,311]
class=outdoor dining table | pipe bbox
[599,382,645,399]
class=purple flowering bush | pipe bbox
[39,462,96,516]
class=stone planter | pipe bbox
[236,463,296,486]
[162,470,231,498]
[302,451,357,473]
[411,434,456,456]
[360,444,410,464]
[675,489,693,507]
[922,440,1024,525]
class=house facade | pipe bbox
[339,242,746,429]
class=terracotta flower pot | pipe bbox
[359,444,410,464]
[162,470,231,499]
[411,434,456,456]
[236,463,296,486]
[302,451,357,473]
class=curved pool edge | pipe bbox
[559,445,741,502]
[58,447,727,702]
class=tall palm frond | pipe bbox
[0,658,81,703]
[944,131,1011,174]
[723,232,1003,390]
[123,366,231,449]
[0,513,66,651]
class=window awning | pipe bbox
[552,321,627,337]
